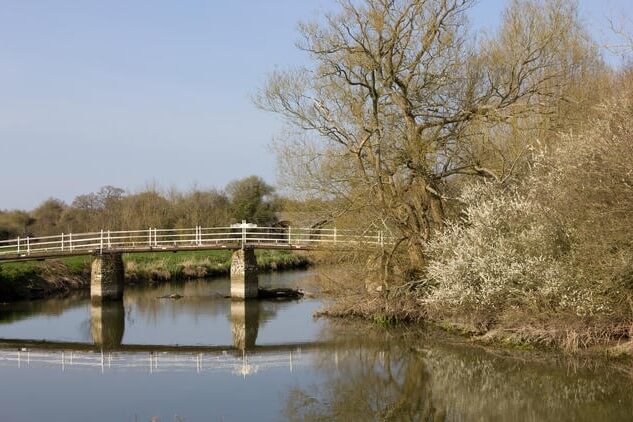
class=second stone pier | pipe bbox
[230,248,259,299]
[91,252,124,302]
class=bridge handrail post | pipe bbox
[17,236,20,254]
[69,233,73,251]
[27,236,30,255]
[100,230,104,253]
[61,233,64,252]
[148,227,152,247]
[334,227,337,244]
[288,227,292,245]
[107,230,111,249]
[241,223,246,247]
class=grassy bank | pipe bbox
[0,250,310,302]
[317,290,633,358]
[124,249,309,281]
[0,257,90,302]
[317,292,612,355]
[310,266,633,357]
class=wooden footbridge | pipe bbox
[0,223,389,300]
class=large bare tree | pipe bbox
[257,0,599,275]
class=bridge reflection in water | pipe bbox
[0,346,306,378]
[0,299,315,377]
[89,299,262,351]
[90,301,125,348]
[230,300,259,350]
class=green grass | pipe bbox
[123,249,309,281]
[125,250,232,269]
[0,255,90,281]
[0,255,91,301]
[0,249,310,288]
[0,261,40,284]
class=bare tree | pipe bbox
[608,15,633,58]
[257,0,599,275]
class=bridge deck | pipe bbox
[0,225,388,263]
[0,242,320,263]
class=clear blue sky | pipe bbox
[1,0,630,210]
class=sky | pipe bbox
[1,0,631,210]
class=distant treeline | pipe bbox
[0,176,280,239]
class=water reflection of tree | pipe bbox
[284,329,633,421]
[284,332,440,421]
[0,293,88,324]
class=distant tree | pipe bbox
[0,211,34,239]
[172,189,230,228]
[0,180,280,236]
[67,186,126,230]
[95,186,125,208]
[119,191,174,229]
[225,176,280,225]
[30,198,66,236]
[71,193,100,211]
[96,186,125,228]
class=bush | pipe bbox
[426,183,571,314]
[426,88,633,323]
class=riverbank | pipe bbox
[310,265,633,357]
[0,250,310,302]
[317,291,633,358]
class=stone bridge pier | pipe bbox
[230,248,259,299]
[89,249,259,301]
[91,252,124,302]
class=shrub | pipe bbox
[426,87,633,322]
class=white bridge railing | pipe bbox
[0,225,389,259]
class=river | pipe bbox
[0,269,631,421]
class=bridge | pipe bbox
[0,224,388,300]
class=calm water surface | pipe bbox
[0,269,632,421]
